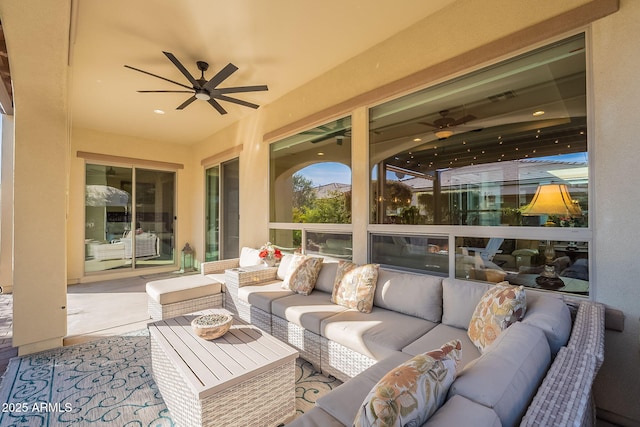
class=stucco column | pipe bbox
[0,0,71,354]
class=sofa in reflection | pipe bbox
[88,231,159,260]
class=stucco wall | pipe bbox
[591,0,640,423]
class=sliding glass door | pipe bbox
[84,164,175,273]
[205,158,239,261]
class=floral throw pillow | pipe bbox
[281,255,324,295]
[468,282,527,352]
[354,340,462,427]
[331,261,379,313]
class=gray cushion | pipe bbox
[236,281,293,312]
[449,322,551,427]
[521,292,571,355]
[423,395,502,427]
[146,275,222,304]
[442,278,490,329]
[402,323,481,370]
[317,352,411,426]
[271,291,348,335]
[285,406,345,427]
[315,261,339,293]
[321,308,437,360]
[373,269,443,322]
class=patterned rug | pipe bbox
[0,331,341,426]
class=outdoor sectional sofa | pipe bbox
[145,247,605,427]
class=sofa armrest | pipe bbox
[201,258,240,274]
[520,301,605,427]
[520,347,599,427]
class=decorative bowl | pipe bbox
[191,313,233,339]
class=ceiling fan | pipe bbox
[124,51,268,115]
[419,109,477,139]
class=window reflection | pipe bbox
[369,34,588,227]
[271,117,352,223]
[455,237,589,295]
[370,234,449,275]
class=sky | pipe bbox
[298,162,351,186]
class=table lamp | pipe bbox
[520,183,582,289]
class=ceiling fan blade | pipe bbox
[137,90,193,93]
[452,114,476,126]
[176,96,197,110]
[208,99,227,115]
[163,51,202,89]
[214,85,268,94]
[124,65,192,90]
[418,121,437,128]
[203,63,239,91]
[213,94,260,109]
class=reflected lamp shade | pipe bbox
[520,183,582,217]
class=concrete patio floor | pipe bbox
[0,271,188,371]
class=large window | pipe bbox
[269,117,352,256]
[84,164,175,272]
[367,33,590,294]
[370,34,588,228]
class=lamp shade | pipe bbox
[520,183,582,217]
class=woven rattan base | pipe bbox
[320,337,377,382]
[148,293,223,320]
[272,316,321,369]
[225,294,272,333]
[149,309,298,427]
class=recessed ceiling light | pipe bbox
[533,110,545,116]
[413,138,422,142]
[153,109,165,115]
[317,152,325,156]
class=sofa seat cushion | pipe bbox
[449,322,551,427]
[403,324,481,370]
[271,291,349,335]
[373,269,443,323]
[424,395,502,427]
[236,281,293,312]
[317,352,412,426]
[321,308,437,360]
[204,273,227,291]
[146,275,222,305]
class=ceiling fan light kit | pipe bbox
[124,51,268,115]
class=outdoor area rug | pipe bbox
[0,330,341,426]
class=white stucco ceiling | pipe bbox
[69,0,456,144]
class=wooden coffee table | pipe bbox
[148,308,299,426]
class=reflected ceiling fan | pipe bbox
[419,109,477,139]
[124,51,268,115]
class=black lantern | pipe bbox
[180,243,194,273]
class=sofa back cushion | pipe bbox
[239,247,263,268]
[442,278,490,329]
[374,269,443,323]
[449,322,551,427]
[315,261,339,294]
[521,292,571,355]
[277,253,296,280]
